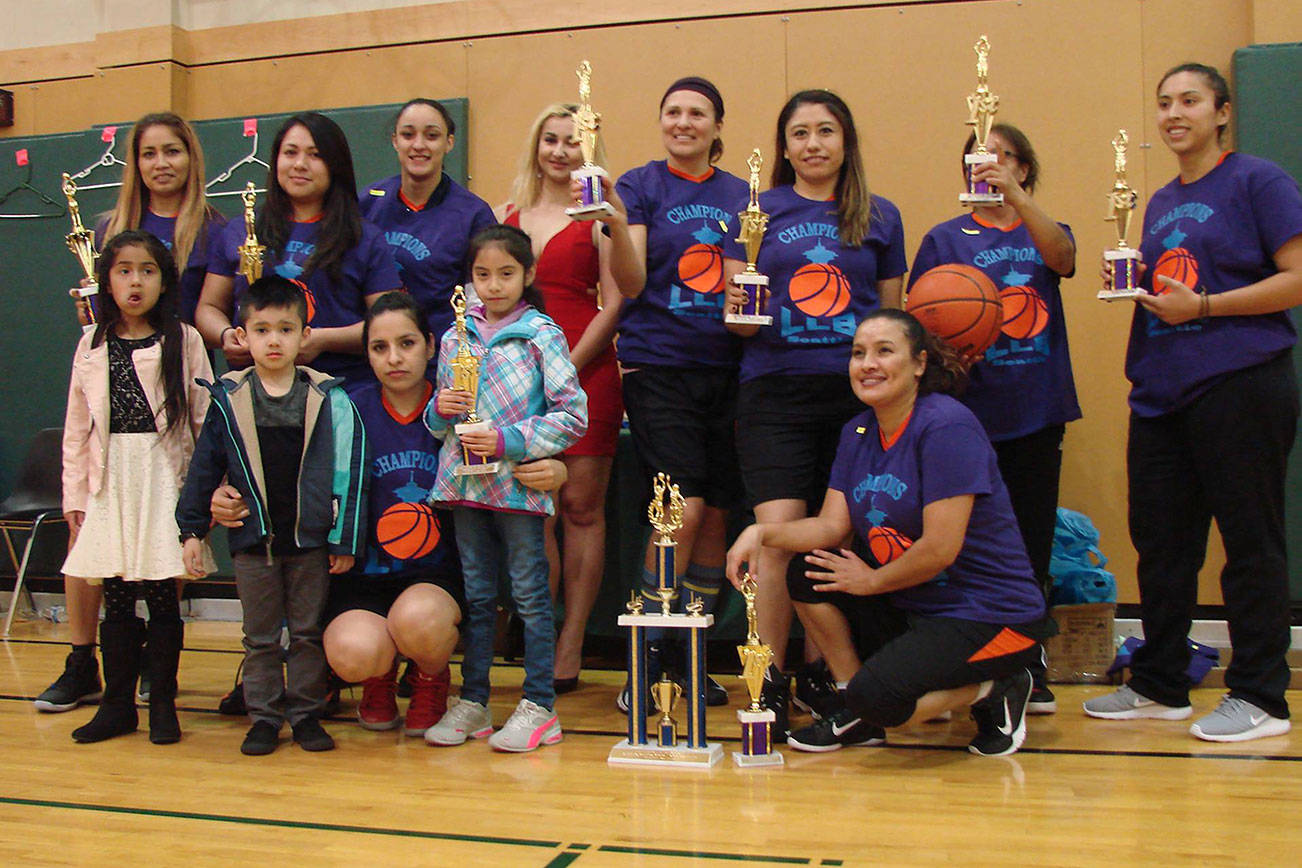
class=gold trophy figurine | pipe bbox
[450,285,499,476]
[565,60,616,220]
[734,572,784,766]
[652,675,684,747]
[647,472,686,614]
[1100,130,1145,301]
[726,149,773,326]
[960,35,1004,207]
[62,172,100,333]
[237,181,266,284]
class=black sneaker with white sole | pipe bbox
[787,706,886,752]
[969,668,1033,757]
[34,649,102,713]
[793,660,841,720]
[1027,684,1057,715]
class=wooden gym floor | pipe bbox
[2,618,1300,866]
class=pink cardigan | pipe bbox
[62,324,212,514]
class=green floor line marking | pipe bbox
[567,843,591,850]
[544,852,584,868]
[597,844,809,864]
[0,796,559,849]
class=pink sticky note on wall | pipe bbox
[15,149,28,166]
[101,126,117,142]
[243,118,257,136]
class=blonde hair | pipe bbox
[507,103,609,209]
[104,113,217,274]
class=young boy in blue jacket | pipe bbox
[177,277,368,756]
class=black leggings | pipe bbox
[102,578,180,624]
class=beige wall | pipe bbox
[2,0,1296,603]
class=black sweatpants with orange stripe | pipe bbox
[788,559,1053,728]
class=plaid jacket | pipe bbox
[425,306,587,515]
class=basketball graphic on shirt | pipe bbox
[676,223,727,294]
[1152,248,1198,295]
[790,240,852,317]
[999,284,1049,340]
[376,502,441,560]
[905,264,1003,356]
[867,525,913,566]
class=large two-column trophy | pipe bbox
[449,285,499,476]
[237,181,266,284]
[609,473,723,767]
[1099,130,1144,301]
[566,60,616,220]
[960,35,1003,208]
[734,573,784,767]
[725,149,772,326]
[61,173,99,334]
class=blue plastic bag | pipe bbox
[1107,636,1221,685]
[1049,508,1117,605]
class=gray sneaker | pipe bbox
[1190,696,1291,743]
[488,698,562,752]
[424,698,493,746]
[1082,684,1192,720]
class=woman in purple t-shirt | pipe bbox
[726,309,1051,757]
[1085,63,1302,743]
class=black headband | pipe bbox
[660,77,724,121]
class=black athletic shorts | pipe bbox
[325,570,465,624]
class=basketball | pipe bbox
[789,262,852,317]
[999,285,1049,340]
[867,525,913,566]
[376,502,440,560]
[1152,247,1199,294]
[905,264,1003,356]
[677,243,725,294]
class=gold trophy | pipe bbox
[1100,130,1144,301]
[648,471,686,613]
[61,172,99,334]
[449,285,499,476]
[565,60,616,220]
[237,181,266,284]
[960,35,1004,208]
[734,572,784,767]
[726,149,772,326]
[652,675,684,747]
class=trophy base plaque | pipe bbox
[76,281,99,334]
[1099,248,1146,301]
[454,421,500,476]
[608,739,724,768]
[733,708,784,767]
[961,152,1003,208]
[566,165,616,221]
[725,273,772,326]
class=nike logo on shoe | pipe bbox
[832,717,863,736]
[997,698,1014,736]
[1250,713,1268,727]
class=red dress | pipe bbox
[505,209,623,456]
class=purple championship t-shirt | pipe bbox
[97,211,226,325]
[359,173,496,343]
[347,381,461,584]
[614,160,748,368]
[827,392,1044,624]
[1127,152,1302,416]
[722,187,907,382]
[909,214,1081,441]
[209,215,402,385]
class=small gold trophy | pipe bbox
[648,471,686,613]
[734,572,784,767]
[960,35,1004,208]
[237,181,266,284]
[565,60,616,221]
[61,172,99,334]
[449,285,499,476]
[726,149,772,326]
[652,675,683,747]
[1100,130,1144,301]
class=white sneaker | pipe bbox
[1082,684,1192,720]
[424,698,492,746]
[1190,695,1291,743]
[488,698,562,752]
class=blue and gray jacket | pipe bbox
[176,367,369,560]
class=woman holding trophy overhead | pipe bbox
[1084,63,1302,743]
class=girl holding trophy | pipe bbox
[1085,63,1302,742]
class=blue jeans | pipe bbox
[453,507,555,710]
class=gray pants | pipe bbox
[233,549,329,727]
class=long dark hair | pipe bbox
[258,112,362,283]
[857,309,968,397]
[467,225,546,313]
[93,230,189,436]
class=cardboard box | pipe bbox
[1045,602,1117,684]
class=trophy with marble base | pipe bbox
[237,181,266,284]
[449,285,499,476]
[609,473,724,768]
[566,60,616,221]
[62,173,99,334]
[726,149,772,326]
[959,36,1004,208]
[733,572,784,767]
[1100,130,1145,301]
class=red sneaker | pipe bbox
[404,666,451,736]
[357,663,400,731]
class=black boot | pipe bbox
[147,618,184,744]
[72,619,144,743]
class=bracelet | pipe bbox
[1199,289,1210,321]
[220,326,235,344]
